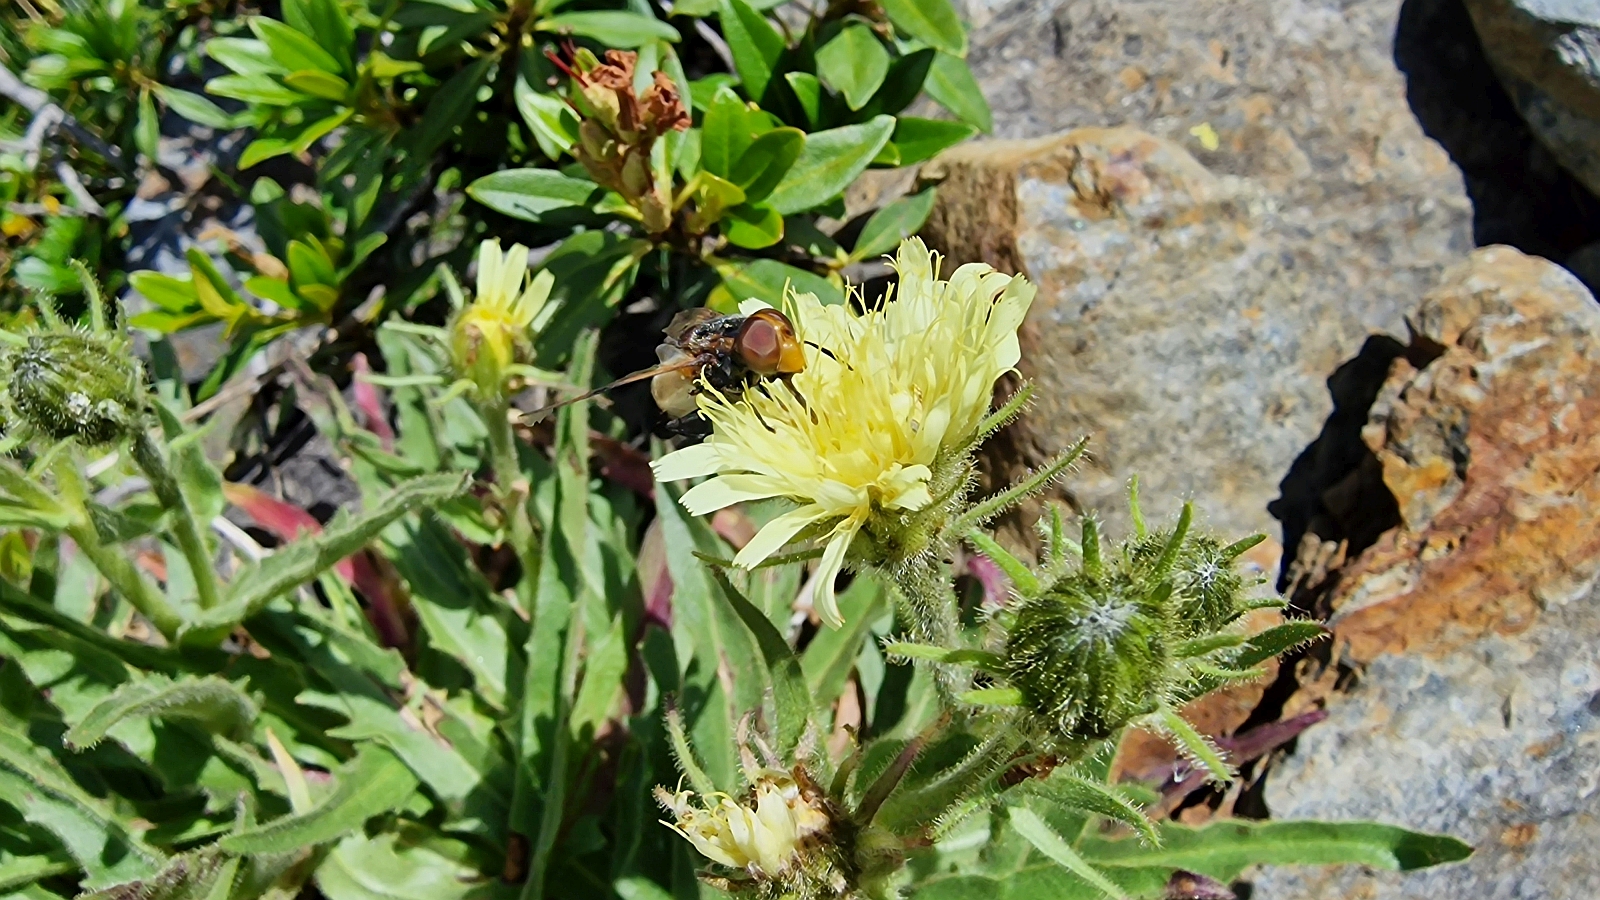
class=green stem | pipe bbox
[889,558,967,699]
[131,431,221,611]
[485,399,540,611]
[66,523,183,641]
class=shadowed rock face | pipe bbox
[1464,0,1600,199]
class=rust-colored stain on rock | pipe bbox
[1323,247,1600,663]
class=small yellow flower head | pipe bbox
[651,238,1034,626]
[656,772,833,882]
[449,239,556,396]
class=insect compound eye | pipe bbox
[738,309,807,375]
[737,316,784,374]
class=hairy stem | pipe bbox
[131,431,221,611]
[66,523,183,640]
[486,398,540,611]
[888,557,968,699]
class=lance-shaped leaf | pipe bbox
[219,744,419,855]
[1077,819,1472,878]
[76,847,235,900]
[1236,620,1329,668]
[184,472,467,642]
[1018,774,1159,846]
[708,567,809,757]
[0,723,165,885]
[1011,806,1129,899]
[64,675,257,750]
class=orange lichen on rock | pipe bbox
[1325,246,1600,663]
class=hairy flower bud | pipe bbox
[1004,570,1169,742]
[8,330,145,444]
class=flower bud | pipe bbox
[1003,570,1169,742]
[657,768,858,898]
[8,330,145,444]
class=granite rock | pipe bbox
[1258,246,1600,898]
[922,0,1476,547]
[920,124,1462,550]
[1464,0,1600,197]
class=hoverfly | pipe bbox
[525,307,807,436]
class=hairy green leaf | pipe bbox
[1010,807,1128,899]
[189,472,467,641]
[219,745,419,855]
[64,675,256,750]
[1078,819,1473,878]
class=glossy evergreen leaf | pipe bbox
[890,117,978,166]
[925,52,993,133]
[881,0,967,56]
[815,24,890,111]
[250,16,342,74]
[536,11,680,46]
[857,185,940,259]
[466,169,605,222]
[718,0,784,101]
[722,202,784,249]
[765,116,894,215]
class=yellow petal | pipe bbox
[733,504,831,569]
[811,521,858,628]
[652,442,722,482]
[680,474,784,516]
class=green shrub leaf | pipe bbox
[250,16,342,74]
[536,11,680,47]
[881,0,968,56]
[890,117,978,166]
[466,169,605,222]
[925,52,993,133]
[722,202,784,249]
[718,0,784,101]
[816,24,890,111]
[765,116,894,215]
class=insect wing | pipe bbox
[663,307,725,342]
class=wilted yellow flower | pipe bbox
[449,239,556,395]
[651,238,1034,626]
[656,774,832,879]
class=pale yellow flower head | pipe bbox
[656,774,831,878]
[651,238,1034,627]
[450,239,556,395]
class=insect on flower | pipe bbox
[525,307,810,436]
